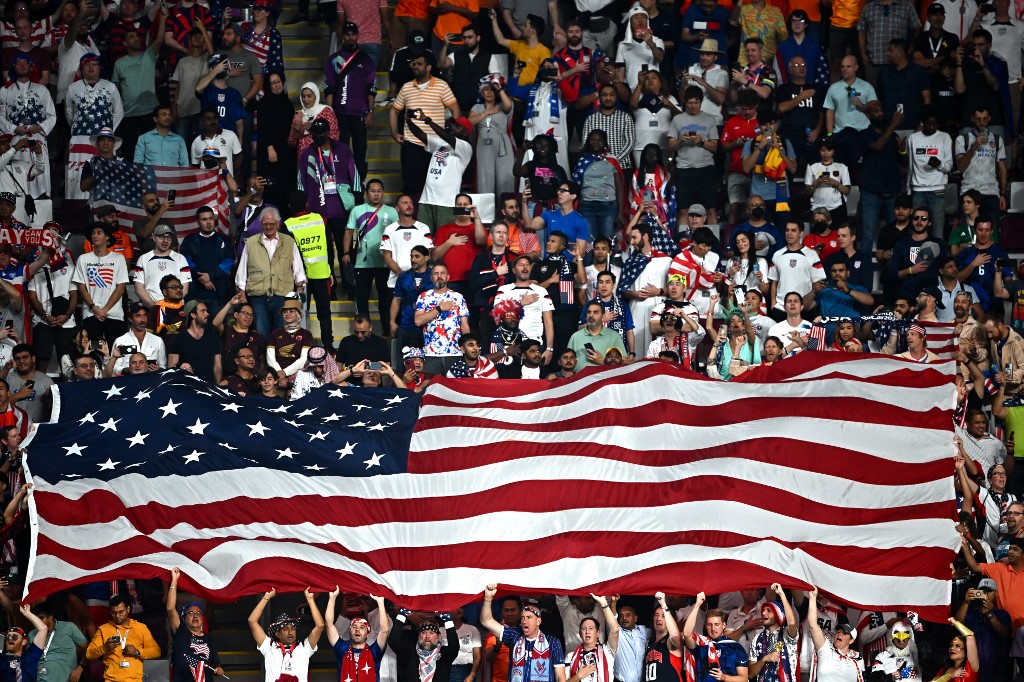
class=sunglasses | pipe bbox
[912,216,929,221]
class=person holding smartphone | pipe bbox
[432,194,483,294]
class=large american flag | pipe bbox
[22,356,958,618]
[69,140,230,241]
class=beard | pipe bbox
[568,35,582,47]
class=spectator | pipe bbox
[134,105,189,167]
[584,270,635,358]
[957,216,1008,314]
[681,39,728,128]
[822,224,874,293]
[777,10,830,86]
[149,275,187,342]
[741,111,797,222]
[645,592,684,682]
[346,179,397,333]
[73,222,129,345]
[212,294,267,375]
[335,315,390,371]
[729,38,776,104]
[889,208,949,305]
[29,603,85,682]
[407,113,473,230]
[913,4,960,70]
[858,102,903,255]
[288,82,338,165]
[768,291,812,355]
[85,597,160,681]
[325,22,376,181]
[803,208,840,261]
[447,333,498,378]
[0,343,49,423]
[669,226,720,316]
[670,87,719,225]
[956,107,1008,219]
[299,119,359,270]
[249,589,326,682]
[720,90,761,223]
[133,224,191,306]
[806,260,874,318]
[776,55,825,173]
[432,195,482,294]
[439,24,498,116]
[620,223,672,356]
[283,190,334,352]
[26,238,75,372]
[108,301,166,375]
[190,108,243,178]
[629,70,679,168]
[480,584,566,682]
[906,108,955,234]
[0,54,54,199]
[748,586,798,682]
[955,29,1011,138]
[682,594,749,682]
[180,205,234,309]
[381,195,433,289]
[414,262,470,374]
[495,255,556,353]
[978,0,1024,131]
[390,244,432,353]
[195,55,246,142]
[823,56,877,167]
[564,596,619,682]
[390,53,459,198]
[680,0,730,70]
[572,129,625,241]
[241,0,283,75]
[469,76,515,199]
[111,10,167,162]
[170,26,213,141]
[858,1,922,85]
[878,39,932,136]
[252,73,295,211]
[235,206,307,338]
[168,299,222,383]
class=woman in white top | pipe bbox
[469,75,515,198]
[978,463,1017,547]
[629,70,680,167]
[806,587,864,682]
[727,231,769,296]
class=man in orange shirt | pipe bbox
[484,597,522,682]
[84,204,135,264]
[826,0,866,77]
[960,532,1024,631]
[430,0,477,53]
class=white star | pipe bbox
[284,419,301,428]
[248,421,270,436]
[362,664,372,674]
[158,444,177,455]
[337,442,357,458]
[304,464,325,471]
[101,384,124,399]
[267,404,290,413]
[221,402,242,413]
[276,447,298,459]
[344,676,354,682]
[78,411,98,425]
[323,413,342,422]
[385,395,407,405]
[125,431,148,448]
[296,408,316,418]
[99,418,120,432]
[364,452,385,469]
[159,399,182,417]
[63,443,86,456]
[380,406,394,412]
[308,431,328,442]
[367,423,387,432]
[133,389,152,402]
[218,442,238,451]
[328,389,345,398]
[124,462,143,469]
[183,450,203,464]
[350,421,367,428]
[186,418,210,435]
[352,404,370,411]
[98,458,119,471]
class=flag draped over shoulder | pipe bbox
[23,356,958,618]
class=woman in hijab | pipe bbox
[288,81,338,161]
[252,70,296,213]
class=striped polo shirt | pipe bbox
[393,76,456,147]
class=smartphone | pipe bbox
[4,320,13,330]
[516,60,526,69]
[584,342,595,353]
[998,258,1012,268]
[453,206,472,216]
[367,361,383,371]
[24,380,33,390]
[167,189,177,202]
[896,103,904,115]
[641,64,649,72]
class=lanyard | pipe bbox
[317,145,334,175]
[41,631,54,660]
[114,627,130,649]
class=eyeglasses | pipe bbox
[791,17,807,22]
[1007,511,1024,516]
[236,310,253,316]
[556,187,571,193]
[185,610,204,617]
[76,362,96,369]
[912,216,929,222]
[237,354,255,360]
[165,284,184,290]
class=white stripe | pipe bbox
[30,451,952,509]
[782,358,956,382]
[412,418,954,466]
[28,536,953,607]
[34,498,958,553]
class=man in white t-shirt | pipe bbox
[190,109,243,177]
[405,110,474,230]
[72,222,130,345]
[767,291,812,355]
[495,255,556,349]
[248,588,326,682]
[132,224,192,305]
[380,194,433,288]
[767,220,825,317]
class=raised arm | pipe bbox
[305,587,326,648]
[805,587,825,651]
[682,592,706,650]
[325,586,341,646]
[247,587,276,647]
[774,584,797,639]
[480,584,505,639]
[594,594,619,652]
[166,567,182,633]
[657,592,681,651]
[21,604,46,649]
[371,594,390,649]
